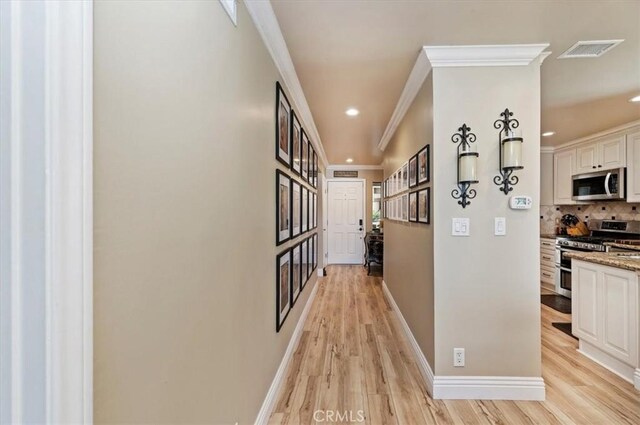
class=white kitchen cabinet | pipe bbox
[572,260,639,388]
[576,143,598,174]
[628,131,640,203]
[553,148,576,205]
[575,134,626,174]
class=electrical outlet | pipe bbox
[453,348,465,367]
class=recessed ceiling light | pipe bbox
[345,108,359,117]
[542,131,555,137]
[630,95,640,103]
[346,158,354,163]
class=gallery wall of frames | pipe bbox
[383,144,431,224]
[274,82,319,332]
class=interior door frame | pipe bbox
[0,1,93,423]
[326,178,367,265]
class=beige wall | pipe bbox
[432,63,542,377]
[94,1,319,423]
[540,152,554,206]
[327,169,383,232]
[381,74,435,366]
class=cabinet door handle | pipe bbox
[542,256,552,261]
[592,166,596,169]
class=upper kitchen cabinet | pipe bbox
[575,134,626,174]
[628,130,640,203]
[554,148,577,205]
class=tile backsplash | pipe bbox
[540,202,640,235]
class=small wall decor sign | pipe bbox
[334,170,359,178]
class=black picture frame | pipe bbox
[417,144,430,184]
[313,233,318,270]
[291,242,302,306]
[301,238,309,290]
[301,130,309,182]
[417,187,431,224]
[291,179,301,238]
[276,248,291,332]
[409,191,418,222]
[275,82,291,168]
[290,110,302,175]
[409,155,418,188]
[276,170,291,245]
[312,192,317,229]
[309,146,316,188]
[301,185,308,234]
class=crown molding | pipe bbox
[423,44,550,67]
[244,1,329,168]
[377,49,431,151]
[377,44,551,152]
[326,164,384,171]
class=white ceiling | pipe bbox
[271,0,640,165]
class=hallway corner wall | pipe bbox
[94,1,319,423]
[381,73,435,368]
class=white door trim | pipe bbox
[44,1,94,422]
[326,178,366,265]
[0,1,93,422]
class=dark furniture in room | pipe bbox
[364,232,384,275]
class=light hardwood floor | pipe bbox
[269,265,640,424]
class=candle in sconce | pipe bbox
[501,128,523,170]
[459,152,479,183]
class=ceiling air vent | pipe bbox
[558,40,624,59]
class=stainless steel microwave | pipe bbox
[572,168,625,201]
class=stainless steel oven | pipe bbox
[556,246,593,298]
[572,168,625,201]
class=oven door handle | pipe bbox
[604,172,612,197]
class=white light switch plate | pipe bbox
[495,217,506,236]
[452,218,470,236]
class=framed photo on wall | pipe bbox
[409,192,418,222]
[291,243,301,306]
[301,130,309,182]
[301,238,309,289]
[301,186,308,233]
[290,111,302,175]
[313,233,318,270]
[310,235,315,274]
[418,187,430,224]
[402,162,408,191]
[291,179,301,238]
[309,147,316,188]
[401,193,408,222]
[276,170,291,245]
[417,144,430,184]
[313,193,317,228]
[275,82,291,167]
[409,155,418,188]
[276,248,291,332]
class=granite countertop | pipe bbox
[603,242,640,252]
[565,251,640,272]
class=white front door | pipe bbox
[327,180,364,264]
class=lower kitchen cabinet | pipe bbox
[572,260,639,389]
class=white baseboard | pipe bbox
[432,376,545,400]
[382,280,545,401]
[254,280,319,425]
[381,281,434,396]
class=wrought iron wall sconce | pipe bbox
[451,124,479,208]
[493,108,524,194]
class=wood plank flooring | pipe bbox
[269,265,640,424]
